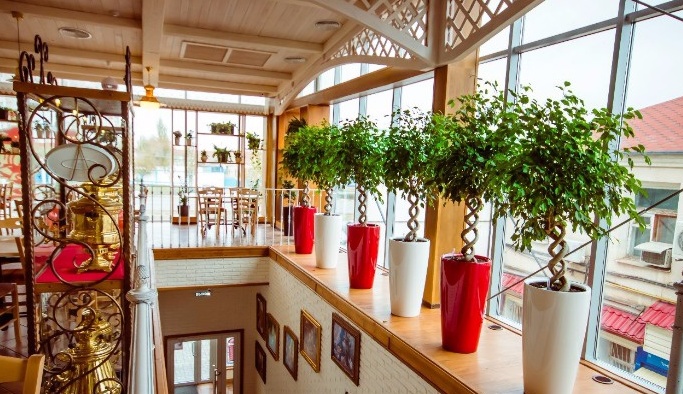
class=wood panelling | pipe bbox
[153,246,268,260]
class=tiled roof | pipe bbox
[601,305,644,344]
[621,96,683,152]
[501,273,525,295]
[600,301,676,345]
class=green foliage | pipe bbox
[287,117,307,135]
[430,82,511,206]
[337,116,386,204]
[246,132,261,151]
[383,107,442,208]
[281,123,344,191]
[213,145,231,162]
[495,82,650,253]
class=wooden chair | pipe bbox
[0,220,24,285]
[0,182,14,219]
[0,282,21,341]
[231,188,259,236]
[0,354,45,394]
[197,187,227,237]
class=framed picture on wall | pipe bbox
[266,313,280,360]
[300,309,322,372]
[256,293,267,340]
[255,341,266,384]
[283,325,299,380]
[331,313,361,386]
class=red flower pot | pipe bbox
[440,253,492,353]
[347,224,380,289]
[293,206,316,254]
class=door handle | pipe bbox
[213,368,221,394]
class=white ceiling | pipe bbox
[0,0,539,113]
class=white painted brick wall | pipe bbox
[155,257,269,288]
[156,257,437,393]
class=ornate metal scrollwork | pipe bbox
[19,35,57,84]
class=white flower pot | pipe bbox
[522,277,591,394]
[314,213,341,269]
[389,238,430,317]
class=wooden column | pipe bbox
[422,52,478,307]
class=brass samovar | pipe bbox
[67,182,122,272]
[50,308,122,394]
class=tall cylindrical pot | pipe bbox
[523,278,591,394]
[347,224,380,289]
[440,253,492,353]
[293,206,316,254]
[314,214,341,269]
[282,205,294,236]
[389,238,430,317]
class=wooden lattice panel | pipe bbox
[347,0,428,45]
[332,28,412,60]
[444,0,514,52]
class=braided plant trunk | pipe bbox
[544,219,570,291]
[324,187,333,215]
[403,178,419,242]
[302,181,310,207]
[357,184,367,225]
[460,195,482,262]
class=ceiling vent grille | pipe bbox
[181,42,272,67]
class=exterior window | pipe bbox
[627,188,679,259]
[609,342,635,373]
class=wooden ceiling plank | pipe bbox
[160,74,278,94]
[0,0,140,29]
[142,0,167,85]
[306,0,433,65]
[0,56,143,82]
[0,40,140,66]
[160,59,291,81]
[164,24,323,54]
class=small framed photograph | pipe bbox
[266,313,280,360]
[283,325,299,380]
[331,313,361,386]
[256,293,267,341]
[300,309,322,372]
[255,341,266,384]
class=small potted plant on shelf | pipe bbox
[173,130,182,145]
[185,131,193,146]
[246,132,262,172]
[497,82,650,394]
[200,150,208,163]
[383,107,444,317]
[337,116,386,289]
[234,150,243,164]
[177,186,189,217]
[429,82,510,349]
[280,179,297,236]
[209,121,236,134]
[213,145,231,163]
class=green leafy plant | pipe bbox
[213,145,231,162]
[337,116,386,225]
[429,82,511,258]
[287,117,307,135]
[281,179,298,205]
[246,132,262,171]
[497,82,650,291]
[384,108,444,241]
[210,121,235,134]
[281,123,344,211]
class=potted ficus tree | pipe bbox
[497,82,649,394]
[430,82,510,351]
[383,108,442,317]
[307,123,344,269]
[337,116,386,289]
[281,125,317,254]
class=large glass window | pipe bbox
[522,0,619,43]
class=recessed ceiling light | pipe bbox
[58,27,92,39]
[315,20,341,30]
[284,57,306,64]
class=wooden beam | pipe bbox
[142,0,167,85]
[306,0,433,65]
[160,59,291,81]
[160,75,278,94]
[0,0,140,30]
[164,24,322,54]
[0,57,142,82]
[0,40,140,66]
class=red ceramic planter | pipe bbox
[293,206,316,254]
[347,224,380,289]
[440,253,492,353]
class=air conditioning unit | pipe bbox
[672,221,683,260]
[635,241,673,268]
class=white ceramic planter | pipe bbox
[314,213,342,269]
[389,238,430,317]
[522,277,591,394]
